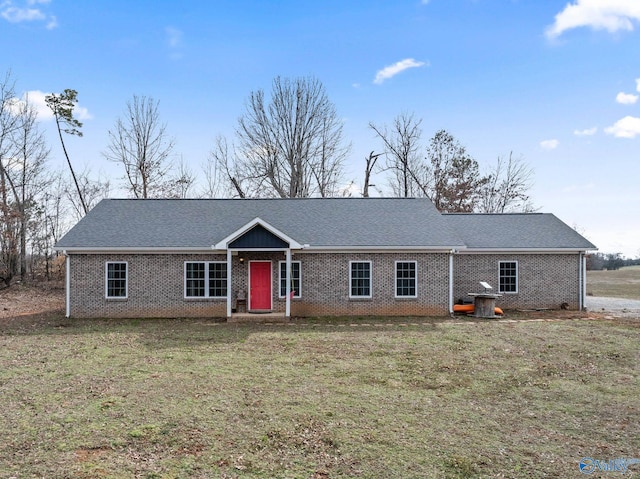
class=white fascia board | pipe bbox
[457,248,594,254]
[227,248,294,253]
[212,217,302,250]
[297,246,463,254]
[54,247,222,254]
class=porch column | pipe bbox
[285,248,292,317]
[227,249,232,317]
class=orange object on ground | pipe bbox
[453,304,503,315]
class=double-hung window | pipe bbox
[185,262,227,298]
[106,262,128,298]
[350,261,372,298]
[279,261,301,298]
[395,261,417,298]
[499,261,518,293]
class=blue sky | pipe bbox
[2,0,640,257]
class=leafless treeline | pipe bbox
[0,71,535,286]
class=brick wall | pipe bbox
[69,254,228,318]
[285,252,450,316]
[68,252,450,318]
[453,253,581,310]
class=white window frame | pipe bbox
[349,261,372,299]
[395,261,418,298]
[278,260,301,298]
[184,261,228,299]
[498,260,518,294]
[105,261,128,299]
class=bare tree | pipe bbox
[0,75,51,284]
[201,149,227,198]
[233,76,349,198]
[45,89,87,215]
[362,151,382,197]
[103,95,175,198]
[209,135,249,198]
[0,72,18,286]
[9,94,50,278]
[479,152,535,213]
[369,112,424,198]
[64,166,110,221]
[167,156,196,199]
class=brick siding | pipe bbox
[453,253,581,310]
[68,251,582,318]
[68,252,450,318]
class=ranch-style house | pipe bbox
[54,197,596,319]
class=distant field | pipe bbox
[1,314,639,478]
[587,265,640,300]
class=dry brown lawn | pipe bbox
[1,282,639,477]
[587,265,640,300]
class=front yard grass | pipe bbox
[1,314,639,478]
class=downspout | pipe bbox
[449,250,455,316]
[579,252,585,311]
[226,249,232,318]
[65,252,70,318]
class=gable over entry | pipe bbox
[213,218,302,317]
[229,224,289,249]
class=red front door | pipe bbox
[249,261,272,310]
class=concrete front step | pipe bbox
[228,312,290,323]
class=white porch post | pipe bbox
[285,249,292,317]
[227,249,232,317]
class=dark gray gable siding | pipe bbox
[229,224,289,249]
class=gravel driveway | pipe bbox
[586,296,640,318]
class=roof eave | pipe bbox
[54,246,224,254]
[458,247,597,254]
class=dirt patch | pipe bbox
[0,281,65,319]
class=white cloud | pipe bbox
[6,90,92,121]
[374,58,427,84]
[574,127,597,136]
[605,115,640,138]
[545,0,640,39]
[1,0,57,28]
[10,90,53,119]
[540,139,559,150]
[1,5,45,22]
[636,77,640,92]
[616,91,638,104]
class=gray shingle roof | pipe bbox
[443,213,597,250]
[54,198,596,252]
[55,198,466,250]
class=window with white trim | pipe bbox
[185,262,227,298]
[106,262,128,298]
[499,261,518,293]
[350,261,372,298]
[279,261,301,298]
[395,261,417,297]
